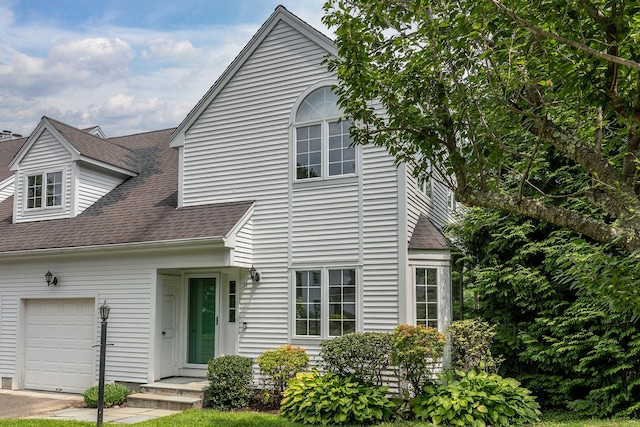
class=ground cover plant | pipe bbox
[81,383,129,408]
[280,371,396,425]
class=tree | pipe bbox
[322,0,640,254]
[449,206,640,416]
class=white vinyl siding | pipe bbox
[0,246,230,387]
[76,165,126,214]
[182,20,329,357]
[232,216,253,267]
[13,130,73,223]
[361,145,401,331]
[406,164,451,237]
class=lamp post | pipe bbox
[97,301,110,427]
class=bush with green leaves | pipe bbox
[82,383,130,408]
[390,324,446,396]
[256,344,309,403]
[319,332,391,386]
[280,371,396,425]
[412,371,541,426]
[450,206,640,417]
[207,355,254,410]
[447,319,503,375]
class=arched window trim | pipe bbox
[290,82,357,181]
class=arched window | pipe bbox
[294,87,355,180]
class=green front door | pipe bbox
[187,277,216,364]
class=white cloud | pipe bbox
[142,38,201,62]
[0,0,331,137]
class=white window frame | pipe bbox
[291,266,360,340]
[292,86,357,182]
[24,170,64,211]
[414,266,439,329]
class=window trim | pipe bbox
[24,169,65,211]
[290,265,361,340]
[411,263,447,331]
[290,83,358,183]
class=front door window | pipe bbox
[187,277,216,364]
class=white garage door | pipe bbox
[25,299,95,393]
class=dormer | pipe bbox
[8,117,138,224]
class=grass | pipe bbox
[0,409,638,427]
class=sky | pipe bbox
[0,0,330,137]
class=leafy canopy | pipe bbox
[323,0,640,254]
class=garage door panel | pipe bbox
[25,299,96,393]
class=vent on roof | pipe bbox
[0,130,22,141]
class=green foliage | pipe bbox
[207,355,254,410]
[280,371,396,425]
[412,371,541,426]
[390,324,446,396]
[449,206,640,417]
[323,0,640,262]
[447,319,503,375]
[82,383,130,408]
[319,332,391,386]
[256,344,309,403]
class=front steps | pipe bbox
[127,377,209,411]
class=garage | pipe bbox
[24,299,96,393]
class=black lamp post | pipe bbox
[97,300,110,427]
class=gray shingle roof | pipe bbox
[47,117,138,174]
[0,136,27,181]
[0,125,253,253]
[409,214,450,250]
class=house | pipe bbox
[0,6,454,394]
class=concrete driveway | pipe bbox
[0,389,83,419]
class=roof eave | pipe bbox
[0,236,226,260]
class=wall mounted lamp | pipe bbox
[249,265,261,283]
[45,271,58,286]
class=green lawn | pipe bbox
[0,409,638,427]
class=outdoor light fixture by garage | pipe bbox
[45,271,58,286]
[249,265,260,283]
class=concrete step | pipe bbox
[140,381,208,399]
[127,392,204,411]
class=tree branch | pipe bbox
[457,186,640,253]
[489,0,640,72]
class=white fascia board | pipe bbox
[0,236,226,261]
[77,157,138,177]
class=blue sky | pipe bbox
[0,0,329,137]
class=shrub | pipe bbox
[412,371,541,426]
[280,371,396,425]
[256,344,309,403]
[207,355,254,410]
[319,332,391,386]
[447,319,503,375]
[390,324,446,396]
[82,383,130,408]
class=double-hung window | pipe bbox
[26,171,62,209]
[415,267,438,328]
[295,87,355,180]
[294,267,357,338]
